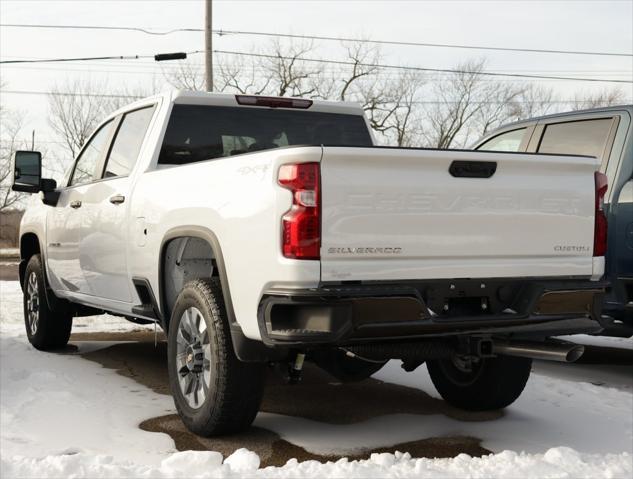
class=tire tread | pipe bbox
[24,255,72,350]
[168,278,265,436]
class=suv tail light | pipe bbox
[278,162,320,259]
[593,171,608,257]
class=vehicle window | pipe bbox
[69,120,115,186]
[220,132,289,156]
[159,105,373,165]
[537,118,614,158]
[477,128,527,152]
[103,105,156,178]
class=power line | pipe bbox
[2,23,631,58]
[2,48,630,83]
[215,29,633,58]
[0,52,187,65]
[213,49,633,84]
[0,55,155,65]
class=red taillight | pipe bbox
[278,162,320,259]
[236,95,313,109]
[593,171,608,257]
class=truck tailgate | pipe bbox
[320,147,599,282]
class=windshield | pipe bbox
[159,104,372,165]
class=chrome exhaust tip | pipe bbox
[494,340,585,363]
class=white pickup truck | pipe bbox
[13,91,608,436]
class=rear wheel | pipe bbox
[23,255,73,350]
[167,278,265,436]
[426,354,532,411]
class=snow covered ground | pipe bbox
[1,280,632,478]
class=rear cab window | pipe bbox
[158,104,373,166]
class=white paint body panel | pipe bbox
[128,146,322,339]
[18,91,604,342]
[320,147,600,282]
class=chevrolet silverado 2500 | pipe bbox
[13,91,607,436]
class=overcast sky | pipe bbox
[1,0,632,156]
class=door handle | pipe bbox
[70,200,82,209]
[109,194,125,205]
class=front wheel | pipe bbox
[426,354,532,411]
[23,254,73,350]
[167,278,265,436]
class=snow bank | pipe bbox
[1,281,175,466]
[2,448,631,478]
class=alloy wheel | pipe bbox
[26,272,40,335]
[175,307,212,409]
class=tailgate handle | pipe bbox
[449,161,497,178]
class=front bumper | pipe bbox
[257,278,606,346]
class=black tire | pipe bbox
[313,349,386,382]
[167,278,265,436]
[23,254,73,350]
[427,354,532,411]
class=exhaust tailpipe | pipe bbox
[494,340,585,363]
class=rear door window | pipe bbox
[537,118,615,159]
[477,128,527,152]
[103,105,156,178]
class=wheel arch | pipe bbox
[158,226,276,362]
[18,231,72,314]
[19,232,42,289]
[159,226,233,328]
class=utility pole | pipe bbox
[205,0,213,91]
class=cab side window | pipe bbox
[477,128,527,152]
[69,120,115,187]
[103,106,156,178]
[537,118,614,159]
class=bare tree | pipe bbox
[167,40,324,98]
[420,60,528,148]
[216,55,272,95]
[0,107,25,211]
[570,87,628,110]
[162,61,206,91]
[358,71,425,146]
[260,39,322,97]
[164,41,569,149]
[48,78,149,159]
[422,60,485,148]
[336,41,381,101]
[0,90,50,211]
[510,84,558,120]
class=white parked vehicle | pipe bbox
[13,91,608,436]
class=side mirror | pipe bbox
[12,150,42,193]
[41,179,60,207]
